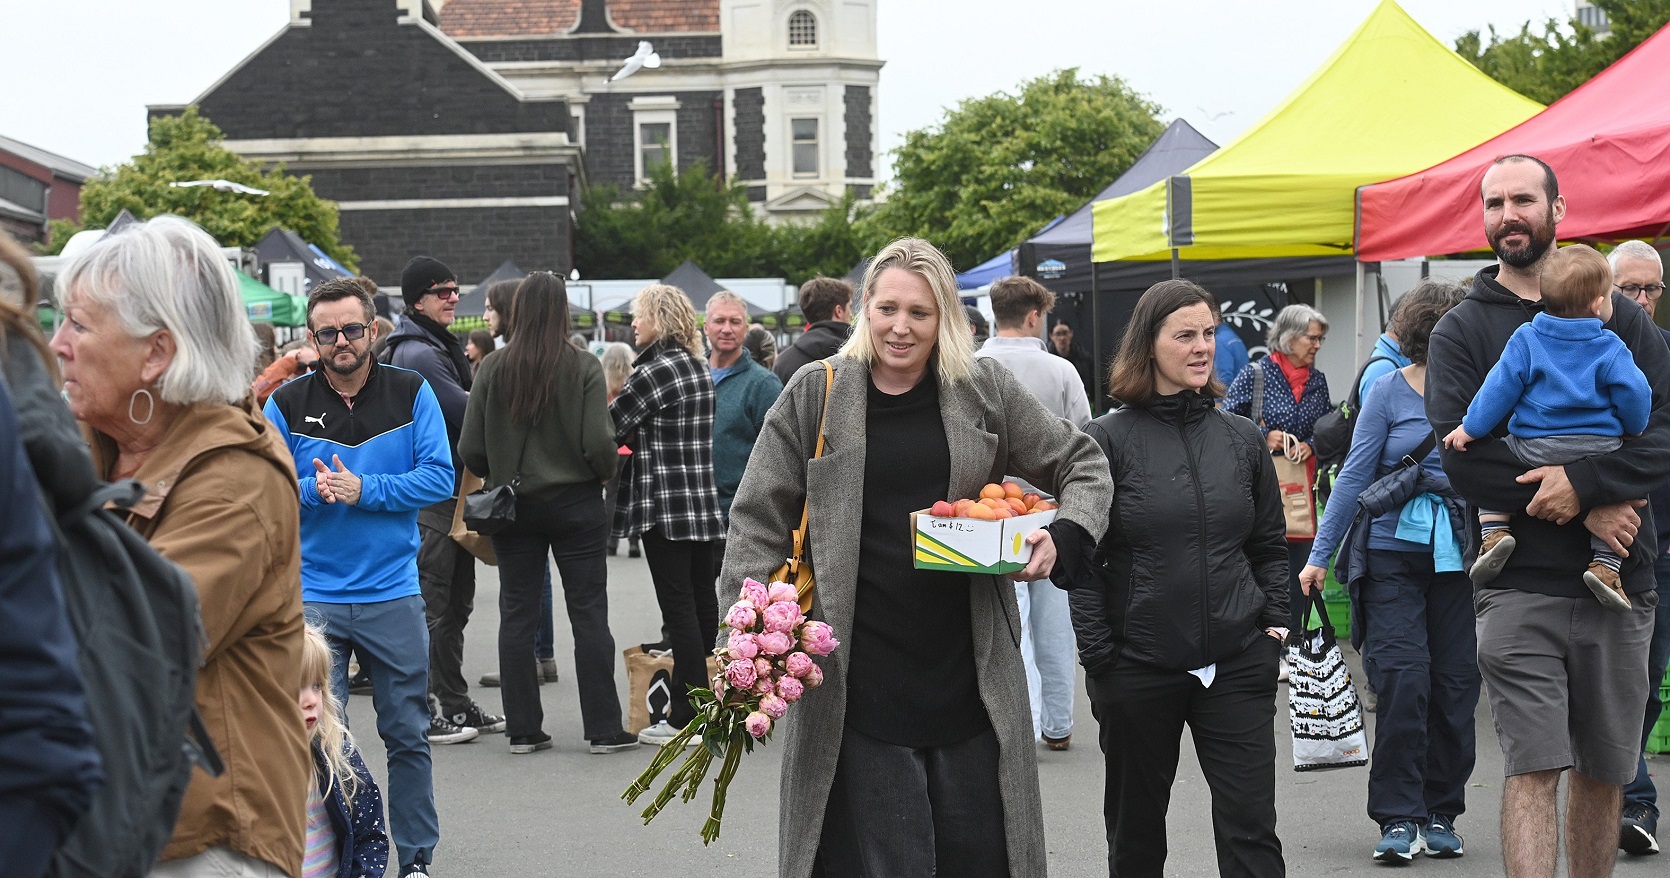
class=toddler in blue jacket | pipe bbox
[1444,244,1651,611]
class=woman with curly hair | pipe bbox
[610,284,725,744]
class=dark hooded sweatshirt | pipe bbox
[1426,264,1670,598]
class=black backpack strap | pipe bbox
[1250,363,1265,427]
[1400,432,1438,471]
[1346,355,1396,412]
[186,709,226,777]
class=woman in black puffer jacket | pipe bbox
[1072,280,1290,878]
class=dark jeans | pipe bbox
[418,499,476,715]
[1623,551,1670,813]
[815,725,1007,878]
[1359,550,1481,826]
[490,484,623,740]
[1287,540,1312,632]
[536,566,554,661]
[640,529,718,729]
[1088,635,1285,878]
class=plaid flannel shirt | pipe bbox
[609,339,726,542]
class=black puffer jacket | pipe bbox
[1072,391,1289,673]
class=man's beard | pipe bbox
[1490,213,1557,269]
[322,347,369,376]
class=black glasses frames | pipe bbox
[313,323,370,345]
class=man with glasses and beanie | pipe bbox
[383,256,506,743]
[265,278,458,877]
[1609,240,1670,856]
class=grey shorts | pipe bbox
[1474,587,1658,785]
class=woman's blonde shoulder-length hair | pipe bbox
[839,237,975,385]
[632,283,705,363]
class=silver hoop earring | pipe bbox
[129,388,155,425]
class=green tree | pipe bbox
[45,107,356,270]
[860,69,1164,271]
[1455,0,1670,105]
[575,159,772,280]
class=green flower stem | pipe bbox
[700,729,748,845]
[622,720,702,806]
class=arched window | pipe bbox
[788,10,818,48]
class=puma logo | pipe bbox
[304,413,328,429]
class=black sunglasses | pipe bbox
[313,323,370,345]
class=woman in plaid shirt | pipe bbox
[610,284,727,745]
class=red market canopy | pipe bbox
[1357,22,1670,262]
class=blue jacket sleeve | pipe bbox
[1461,331,1528,439]
[1309,373,1395,566]
[263,396,325,508]
[357,382,455,512]
[344,747,389,878]
[1605,340,1653,436]
[1223,361,1258,427]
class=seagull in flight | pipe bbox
[169,179,271,196]
[1195,106,1235,122]
[612,41,662,81]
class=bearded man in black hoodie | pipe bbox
[1426,155,1669,878]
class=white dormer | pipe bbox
[721,0,877,62]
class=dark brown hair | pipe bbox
[485,279,520,339]
[497,272,575,424]
[306,277,376,327]
[1106,279,1224,406]
[1390,278,1466,365]
[989,276,1056,329]
[0,233,56,382]
[797,276,854,325]
[1539,243,1612,318]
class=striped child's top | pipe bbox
[302,777,339,878]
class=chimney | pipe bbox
[574,0,620,34]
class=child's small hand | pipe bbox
[1443,426,1474,451]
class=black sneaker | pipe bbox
[399,865,428,877]
[539,657,560,683]
[449,701,506,734]
[347,667,373,695]
[427,713,478,745]
[509,732,553,754]
[1621,802,1661,855]
[628,541,641,558]
[589,731,639,753]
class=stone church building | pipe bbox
[153,0,881,285]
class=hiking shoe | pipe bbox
[1583,563,1632,613]
[1470,529,1516,584]
[427,713,479,745]
[1042,733,1071,751]
[1425,814,1464,858]
[539,657,560,683]
[448,701,506,734]
[637,721,695,747]
[347,667,373,695]
[509,732,553,754]
[1373,820,1425,864]
[590,731,640,753]
[1621,802,1661,855]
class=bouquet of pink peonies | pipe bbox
[623,577,839,843]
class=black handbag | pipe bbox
[463,429,528,536]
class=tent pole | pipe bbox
[1354,260,1369,365]
[1091,262,1102,414]
[1170,248,1180,280]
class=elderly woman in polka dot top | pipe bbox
[1225,304,1332,651]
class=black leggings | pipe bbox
[639,529,718,728]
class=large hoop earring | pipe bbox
[129,388,155,425]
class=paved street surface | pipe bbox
[345,553,1667,876]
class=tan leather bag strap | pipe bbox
[789,360,834,601]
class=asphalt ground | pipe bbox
[343,552,1667,877]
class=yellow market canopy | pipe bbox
[1092,0,1542,264]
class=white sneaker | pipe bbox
[637,721,695,746]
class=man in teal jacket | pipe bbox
[705,291,782,537]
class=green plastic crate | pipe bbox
[1648,674,1670,755]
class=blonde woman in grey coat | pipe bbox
[719,237,1113,878]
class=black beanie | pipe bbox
[401,256,455,307]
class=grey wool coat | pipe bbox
[718,354,1113,878]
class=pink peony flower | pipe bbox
[760,693,788,719]
[724,602,758,632]
[776,675,805,702]
[726,631,760,660]
[753,676,775,696]
[757,631,794,656]
[766,581,799,605]
[784,652,815,678]
[753,657,774,678]
[742,578,771,610]
[761,601,803,634]
[799,621,840,656]
[723,659,757,690]
[803,664,824,689]
[744,711,773,738]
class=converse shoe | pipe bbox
[637,721,695,747]
[1373,820,1425,864]
[509,732,553,754]
[1583,562,1632,613]
[1470,528,1516,584]
[589,731,640,753]
[427,712,478,745]
[1424,814,1464,858]
[449,701,506,734]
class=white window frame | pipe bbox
[631,96,681,185]
[787,9,819,50]
[790,116,820,177]
[570,105,586,151]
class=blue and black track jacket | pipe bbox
[264,363,454,604]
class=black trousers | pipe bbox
[1088,635,1285,878]
[815,725,1009,878]
[418,498,476,715]
[639,529,718,728]
[491,484,624,740]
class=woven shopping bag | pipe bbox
[1287,592,1368,771]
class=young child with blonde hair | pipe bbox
[300,623,389,878]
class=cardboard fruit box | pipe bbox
[911,508,1058,575]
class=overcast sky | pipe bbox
[2,0,1574,174]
